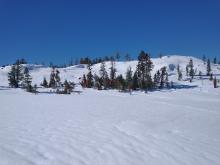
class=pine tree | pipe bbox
[116,74,126,91]
[188,59,194,81]
[186,65,189,76]
[86,63,93,88]
[55,69,61,87]
[8,65,17,87]
[209,73,213,81]
[22,67,32,89]
[49,68,56,88]
[132,71,138,90]
[153,70,161,87]
[160,67,167,88]
[125,66,133,90]
[136,51,154,90]
[115,52,120,61]
[213,57,217,64]
[207,59,211,76]
[41,77,48,88]
[99,61,109,89]
[177,64,182,81]
[81,74,87,88]
[8,60,24,88]
[125,53,131,61]
[109,60,116,88]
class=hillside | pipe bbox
[0,55,220,165]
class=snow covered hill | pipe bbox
[0,55,220,165]
[0,55,219,86]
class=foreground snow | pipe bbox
[0,85,220,165]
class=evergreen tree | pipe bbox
[109,60,116,88]
[132,71,139,90]
[41,77,48,88]
[49,68,56,88]
[186,65,189,76]
[153,70,161,87]
[22,67,32,89]
[207,59,211,76]
[125,53,131,61]
[213,57,217,64]
[177,64,182,81]
[116,74,126,91]
[136,51,154,89]
[8,60,24,88]
[99,61,109,89]
[55,69,61,87]
[8,65,17,87]
[86,63,93,88]
[81,74,87,88]
[188,59,194,81]
[209,73,213,81]
[160,67,167,88]
[115,52,120,61]
[125,66,133,90]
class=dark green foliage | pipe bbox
[213,57,217,64]
[41,77,48,88]
[160,67,167,88]
[116,74,126,91]
[125,66,133,90]
[188,59,194,81]
[109,60,116,88]
[22,67,32,88]
[177,64,182,81]
[86,63,94,88]
[207,59,211,76]
[8,60,24,88]
[136,51,154,89]
[132,71,139,90]
[49,68,56,88]
[99,61,109,89]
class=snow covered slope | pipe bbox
[0,55,219,86]
[0,55,220,165]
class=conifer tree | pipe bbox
[22,67,32,89]
[132,71,138,90]
[49,68,56,88]
[41,77,48,88]
[8,60,24,88]
[188,59,194,81]
[207,59,211,76]
[186,65,189,76]
[86,63,93,88]
[125,53,131,61]
[99,61,109,89]
[177,64,182,81]
[160,67,167,88]
[55,69,61,87]
[116,74,126,91]
[125,66,133,90]
[213,57,217,64]
[136,51,153,89]
[109,60,116,88]
[81,74,87,88]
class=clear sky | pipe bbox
[0,0,219,65]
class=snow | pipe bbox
[0,55,220,165]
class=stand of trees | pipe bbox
[80,51,172,92]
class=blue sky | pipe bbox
[0,0,219,65]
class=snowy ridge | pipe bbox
[0,55,219,86]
